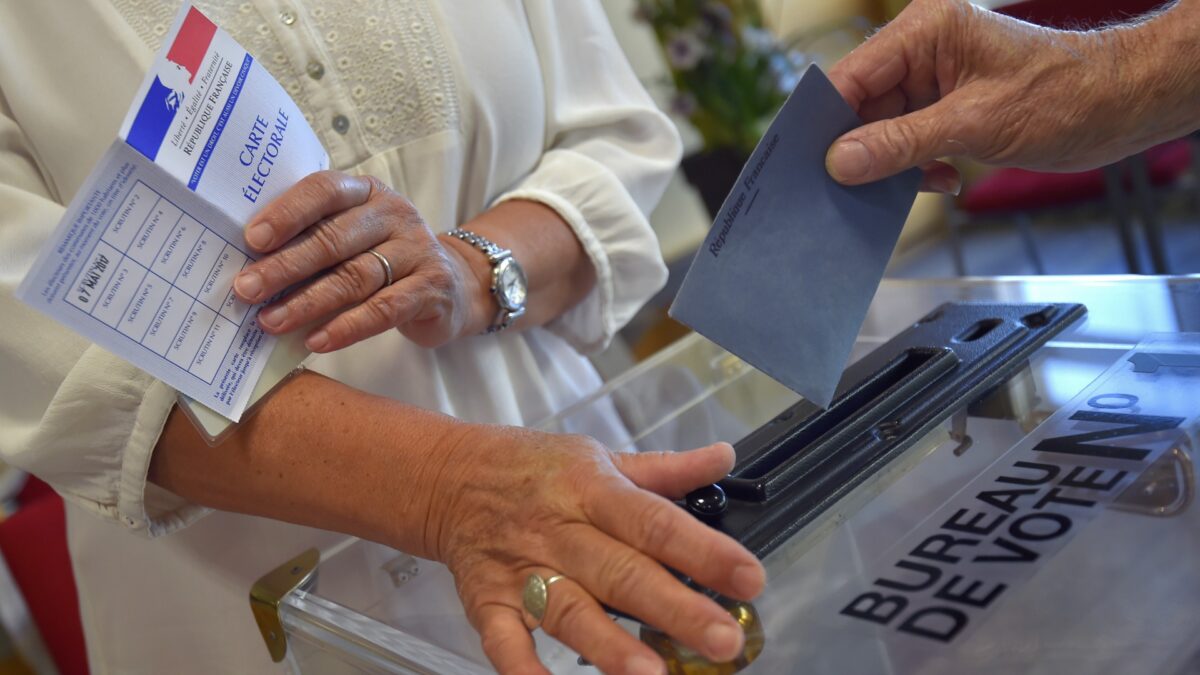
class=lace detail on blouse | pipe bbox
[108,0,461,160]
[304,0,461,153]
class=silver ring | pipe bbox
[365,247,392,289]
[522,573,567,626]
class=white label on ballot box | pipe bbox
[833,334,1200,658]
[16,3,327,421]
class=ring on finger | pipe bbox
[523,573,567,627]
[365,247,393,289]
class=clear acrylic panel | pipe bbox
[271,277,1200,674]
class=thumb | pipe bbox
[826,101,959,186]
[612,442,735,499]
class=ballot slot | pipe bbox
[724,346,960,500]
[953,317,1003,343]
[686,301,1088,561]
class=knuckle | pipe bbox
[364,291,404,326]
[541,590,589,638]
[633,503,679,551]
[283,172,339,221]
[562,433,607,458]
[594,548,644,601]
[478,625,516,658]
[394,200,426,229]
[954,107,985,142]
[311,170,347,201]
[307,219,347,260]
[262,253,309,288]
[660,595,709,640]
[364,174,392,198]
[286,291,318,320]
[329,258,374,300]
[877,119,923,166]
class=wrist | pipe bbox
[362,395,476,559]
[412,420,519,565]
[439,233,496,338]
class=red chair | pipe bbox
[0,477,90,675]
[997,0,1168,25]
[950,0,1185,275]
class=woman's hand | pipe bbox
[151,368,763,675]
[422,428,766,675]
[232,171,487,351]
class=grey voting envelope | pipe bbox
[669,65,921,408]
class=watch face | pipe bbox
[495,257,528,310]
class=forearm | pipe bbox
[439,199,595,335]
[148,370,462,556]
[1111,0,1200,147]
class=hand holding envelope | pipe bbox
[670,65,921,408]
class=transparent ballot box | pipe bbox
[252,277,1200,674]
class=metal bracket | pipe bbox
[250,548,320,663]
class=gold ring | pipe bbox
[522,573,567,626]
[365,248,392,288]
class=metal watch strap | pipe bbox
[448,228,504,260]
[447,228,523,333]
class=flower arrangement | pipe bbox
[634,0,805,157]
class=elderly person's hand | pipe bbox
[231,171,485,351]
[427,430,763,675]
[825,0,1200,192]
[150,370,764,675]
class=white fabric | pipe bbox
[0,0,678,672]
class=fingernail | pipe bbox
[258,304,288,329]
[827,139,872,182]
[234,272,262,301]
[306,329,329,352]
[245,222,273,250]
[625,654,665,675]
[732,563,766,599]
[704,622,743,661]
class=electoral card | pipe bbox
[669,65,922,408]
[17,4,329,422]
[118,4,328,225]
[16,140,274,421]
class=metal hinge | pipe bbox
[249,548,320,663]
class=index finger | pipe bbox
[243,170,373,253]
[828,33,911,112]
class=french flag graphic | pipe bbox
[126,7,217,160]
[166,7,217,83]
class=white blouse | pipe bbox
[0,1,679,672]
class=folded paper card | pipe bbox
[669,65,921,408]
[16,4,328,422]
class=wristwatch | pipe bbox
[447,228,528,333]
